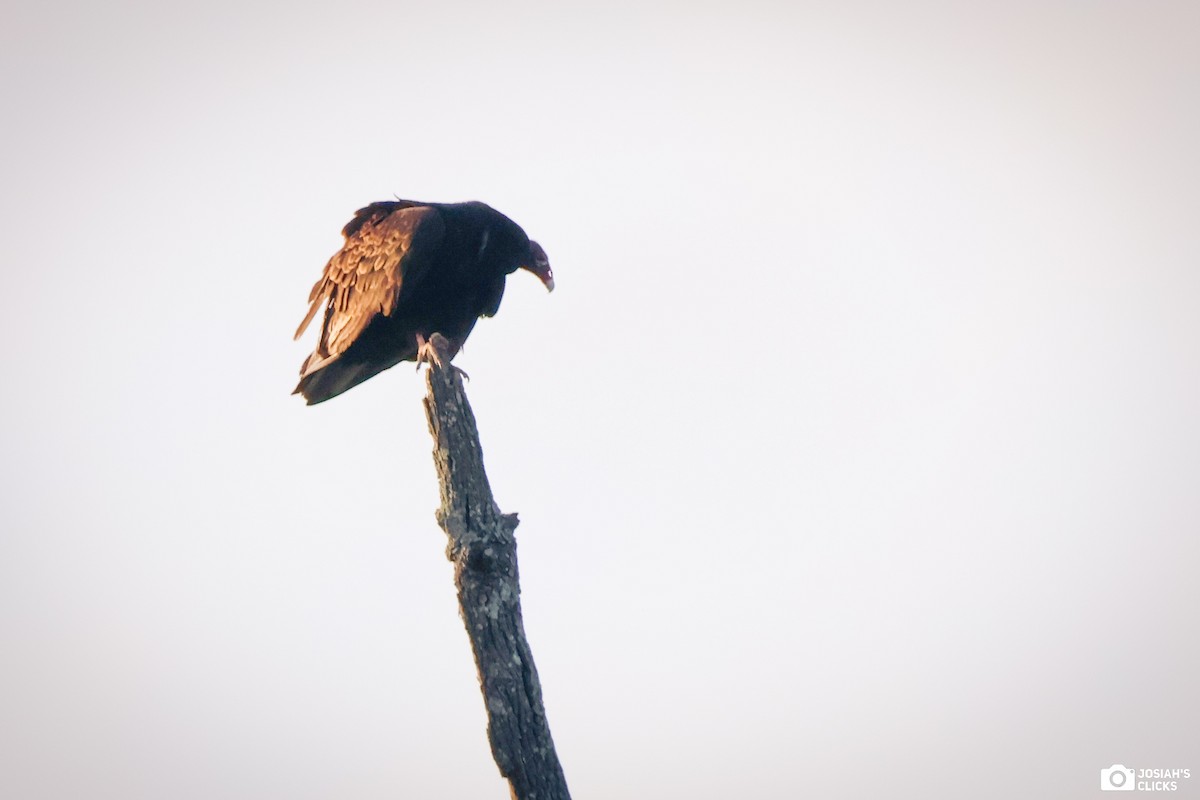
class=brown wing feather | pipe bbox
[295,205,444,367]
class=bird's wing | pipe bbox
[339,199,427,239]
[295,205,445,362]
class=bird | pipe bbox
[293,199,554,405]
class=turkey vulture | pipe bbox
[293,199,554,405]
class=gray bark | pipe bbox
[421,339,571,800]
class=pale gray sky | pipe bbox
[1,1,1197,798]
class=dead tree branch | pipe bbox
[421,336,571,800]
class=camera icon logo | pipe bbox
[1101,764,1136,791]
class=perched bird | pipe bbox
[293,199,554,404]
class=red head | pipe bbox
[524,240,554,292]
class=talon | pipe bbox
[416,332,449,371]
[415,332,442,370]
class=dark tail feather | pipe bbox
[293,357,374,405]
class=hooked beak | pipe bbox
[528,240,554,292]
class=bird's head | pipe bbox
[522,240,554,292]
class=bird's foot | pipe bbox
[415,332,444,370]
[415,333,469,381]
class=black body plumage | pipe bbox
[294,200,553,404]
